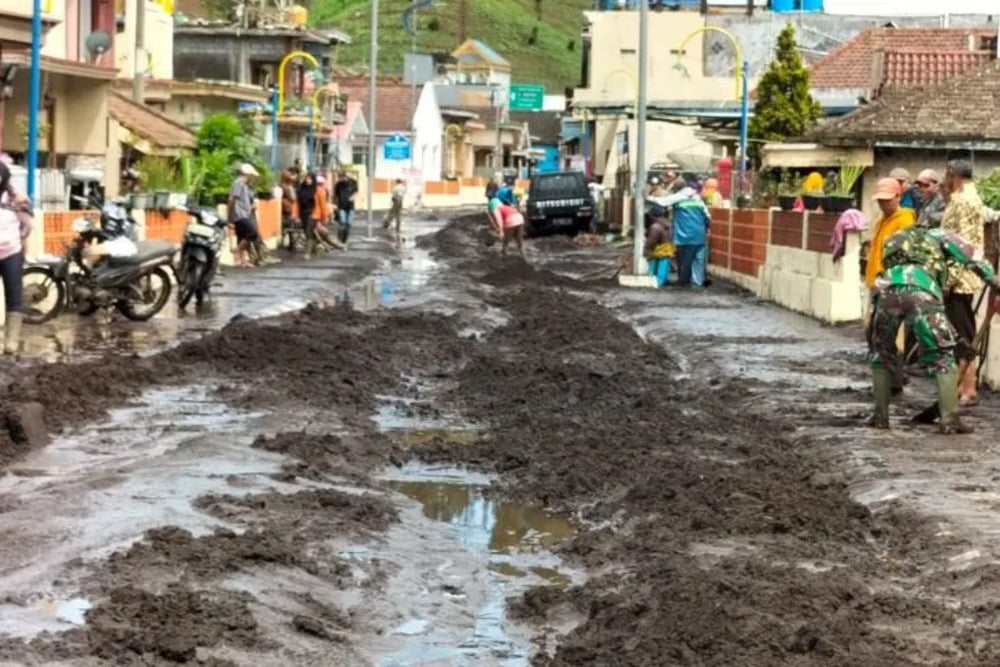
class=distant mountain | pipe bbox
[310,0,592,92]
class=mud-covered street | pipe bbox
[3,213,1000,666]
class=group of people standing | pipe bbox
[278,163,361,260]
[644,173,717,288]
[864,161,1000,434]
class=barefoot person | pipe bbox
[496,202,526,257]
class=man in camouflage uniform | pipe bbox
[869,225,1000,434]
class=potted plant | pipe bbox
[776,169,800,211]
[177,152,207,208]
[136,155,178,210]
[801,177,823,210]
[823,164,864,214]
[16,115,52,167]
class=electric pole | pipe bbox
[132,0,146,103]
[366,0,378,239]
[631,0,648,276]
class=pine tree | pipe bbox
[748,24,821,160]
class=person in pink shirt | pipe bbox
[0,162,34,355]
[496,202,526,257]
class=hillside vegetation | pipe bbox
[310,0,591,92]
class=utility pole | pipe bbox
[27,0,42,203]
[494,88,502,172]
[631,0,648,276]
[458,0,468,42]
[366,0,378,239]
[132,0,146,103]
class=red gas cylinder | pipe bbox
[716,156,733,200]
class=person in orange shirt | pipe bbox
[308,175,332,257]
[865,178,917,287]
[863,177,916,393]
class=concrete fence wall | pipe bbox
[707,207,864,324]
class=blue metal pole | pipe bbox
[270,86,278,172]
[27,0,43,204]
[738,59,749,208]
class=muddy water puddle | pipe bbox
[373,462,583,666]
[0,384,296,639]
[370,379,584,665]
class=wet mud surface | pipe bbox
[2,214,1000,664]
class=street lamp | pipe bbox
[674,26,749,207]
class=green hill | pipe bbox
[310,0,592,92]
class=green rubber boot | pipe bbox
[868,367,892,429]
[936,371,974,435]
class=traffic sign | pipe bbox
[383,133,411,160]
[509,84,545,111]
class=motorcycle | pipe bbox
[22,195,177,325]
[176,205,227,309]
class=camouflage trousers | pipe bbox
[868,285,957,375]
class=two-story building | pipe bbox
[0,0,119,205]
[170,20,350,170]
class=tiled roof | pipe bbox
[336,81,417,133]
[808,27,997,90]
[108,92,196,150]
[881,50,993,88]
[808,60,1000,144]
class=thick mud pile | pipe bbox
[4,215,999,665]
[412,221,1000,666]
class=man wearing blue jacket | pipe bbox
[650,179,711,287]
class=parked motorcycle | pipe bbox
[22,196,177,324]
[176,205,227,309]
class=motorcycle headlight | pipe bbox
[71,217,92,233]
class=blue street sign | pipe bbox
[383,133,411,160]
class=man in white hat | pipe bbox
[228,163,260,268]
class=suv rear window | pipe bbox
[531,173,585,197]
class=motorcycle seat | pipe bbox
[107,240,176,266]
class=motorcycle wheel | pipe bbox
[178,260,204,310]
[195,263,214,306]
[117,266,173,322]
[21,266,66,325]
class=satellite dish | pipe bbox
[85,31,112,59]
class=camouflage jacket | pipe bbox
[875,226,999,301]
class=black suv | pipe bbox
[525,171,593,237]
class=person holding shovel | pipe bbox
[868,224,1000,434]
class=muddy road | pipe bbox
[2,214,1000,665]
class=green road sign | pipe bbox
[509,84,545,111]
